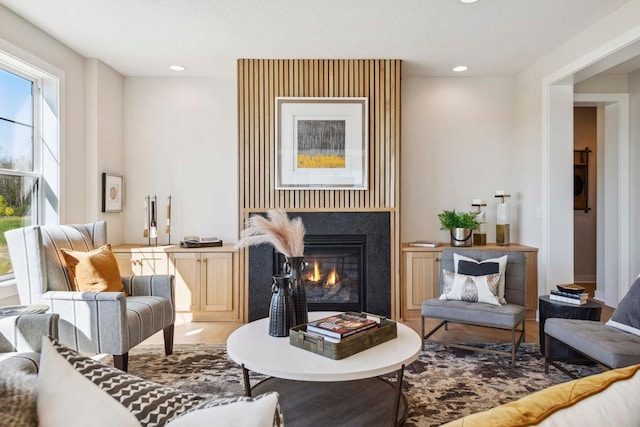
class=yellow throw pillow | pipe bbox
[60,244,125,293]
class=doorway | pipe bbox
[573,107,597,297]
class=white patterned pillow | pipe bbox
[167,393,283,427]
[440,270,502,306]
[37,338,281,427]
[454,253,508,304]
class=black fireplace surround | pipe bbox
[248,212,390,321]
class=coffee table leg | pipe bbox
[391,365,405,427]
[241,364,252,397]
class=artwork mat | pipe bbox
[102,173,123,212]
[275,97,368,190]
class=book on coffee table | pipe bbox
[306,312,378,340]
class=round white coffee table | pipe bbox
[227,312,422,426]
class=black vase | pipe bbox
[268,274,296,337]
[284,256,308,326]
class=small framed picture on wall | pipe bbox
[102,173,123,212]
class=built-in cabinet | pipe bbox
[401,243,538,321]
[112,244,240,322]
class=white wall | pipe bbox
[513,0,640,296]
[574,74,628,93]
[0,5,87,223]
[401,77,514,243]
[630,69,640,277]
[123,73,238,244]
[86,59,125,243]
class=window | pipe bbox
[0,66,41,277]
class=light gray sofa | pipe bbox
[5,221,175,371]
[421,249,526,365]
[0,313,59,373]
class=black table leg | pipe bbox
[392,365,405,427]
[242,364,252,397]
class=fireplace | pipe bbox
[248,212,390,321]
[274,235,365,312]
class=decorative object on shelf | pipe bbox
[275,97,368,190]
[268,274,296,337]
[166,195,172,245]
[236,209,308,328]
[143,196,149,238]
[471,199,487,246]
[495,191,511,246]
[574,148,591,212]
[149,195,158,246]
[283,256,308,326]
[438,209,480,247]
[101,173,123,213]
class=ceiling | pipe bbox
[0,0,633,77]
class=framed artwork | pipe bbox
[275,97,368,190]
[102,173,123,212]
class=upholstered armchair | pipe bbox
[0,313,59,373]
[5,221,175,371]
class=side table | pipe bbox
[538,295,602,361]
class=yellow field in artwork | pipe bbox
[297,154,345,168]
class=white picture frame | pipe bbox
[275,97,368,190]
[102,173,123,212]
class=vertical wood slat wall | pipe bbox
[238,59,402,321]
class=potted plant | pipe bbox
[438,209,480,247]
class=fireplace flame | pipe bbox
[326,268,338,286]
[308,261,321,282]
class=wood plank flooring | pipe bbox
[143,301,614,346]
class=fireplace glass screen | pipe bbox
[274,235,365,312]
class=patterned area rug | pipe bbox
[122,343,603,426]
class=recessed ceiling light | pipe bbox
[460,0,479,3]
[452,66,469,72]
[169,65,185,71]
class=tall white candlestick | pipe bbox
[497,203,509,224]
[143,198,149,238]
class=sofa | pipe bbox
[0,313,59,374]
[442,363,640,426]
[0,336,283,427]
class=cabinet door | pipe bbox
[201,252,234,313]
[403,251,441,318]
[113,252,135,276]
[170,253,200,312]
[132,252,169,276]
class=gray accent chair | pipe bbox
[544,276,640,377]
[0,313,59,374]
[5,221,175,371]
[421,249,526,366]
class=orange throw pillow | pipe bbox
[60,244,125,293]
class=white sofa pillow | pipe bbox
[440,270,502,306]
[37,338,282,427]
[454,253,508,304]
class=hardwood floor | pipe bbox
[142,301,614,346]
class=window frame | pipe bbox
[0,62,44,280]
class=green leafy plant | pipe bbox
[438,209,480,230]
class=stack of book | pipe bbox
[550,289,589,305]
[408,240,443,247]
[305,312,379,342]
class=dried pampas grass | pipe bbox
[236,209,306,257]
